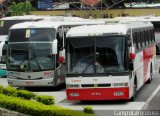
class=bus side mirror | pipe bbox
[59,49,65,64]
[129,47,136,60]
[128,39,132,47]
[129,62,134,71]
[5,41,8,44]
[52,39,57,54]
[156,45,160,55]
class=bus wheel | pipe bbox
[146,65,152,84]
[130,81,137,101]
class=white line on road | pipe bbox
[142,84,160,110]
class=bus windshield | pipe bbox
[7,28,56,71]
[152,22,160,42]
[67,36,127,74]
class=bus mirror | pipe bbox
[129,47,136,60]
[128,39,132,47]
[129,62,134,71]
[156,45,160,55]
[59,49,65,63]
[5,41,8,44]
[58,56,65,63]
[52,39,57,54]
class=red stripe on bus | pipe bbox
[143,45,155,83]
[66,87,129,100]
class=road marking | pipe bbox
[142,84,160,110]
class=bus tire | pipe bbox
[130,79,137,101]
[146,65,152,84]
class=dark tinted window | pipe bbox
[0,20,33,35]
[9,29,55,42]
[152,22,160,32]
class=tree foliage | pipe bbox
[9,0,33,16]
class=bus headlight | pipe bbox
[114,92,124,96]
[66,84,80,88]
[42,76,53,79]
[112,83,128,87]
[47,76,53,79]
[8,75,17,79]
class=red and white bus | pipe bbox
[117,16,160,43]
[65,22,156,101]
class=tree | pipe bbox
[9,0,33,16]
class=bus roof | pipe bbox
[10,20,105,30]
[118,16,160,23]
[0,15,88,22]
[93,18,119,23]
[66,22,153,37]
[41,16,87,22]
[0,15,44,21]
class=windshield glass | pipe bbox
[0,20,33,35]
[8,43,55,71]
[29,43,55,71]
[7,28,56,71]
[7,43,29,71]
[152,22,160,42]
[67,36,127,74]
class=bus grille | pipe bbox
[16,77,43,80]
[81,84,111,88]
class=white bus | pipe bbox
[65,22,156,101]
[6,20,104,87]
[0,15,44,77]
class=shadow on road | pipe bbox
[60,98,129,105]
[18,83,66,92]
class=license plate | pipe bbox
[26,82,33,85]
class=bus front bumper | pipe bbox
[8,78,54,87]
[66,87,129,100]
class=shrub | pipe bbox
[36,95,55,105]
[16,90,36,100]
[83,106,94,114]
[0,94,93,116]
[0,86,3,93]
[3,86,17,97]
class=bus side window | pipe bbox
[140,31,143,48]
[137,32,141,49]
[151,29,155,43]
[145,30,149,45]
[57,33,63,51]
[141,31,145,47]
[147,30,151,44]
[152,29,155,42]
[133,33,137,50]
[135,32,139,50]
